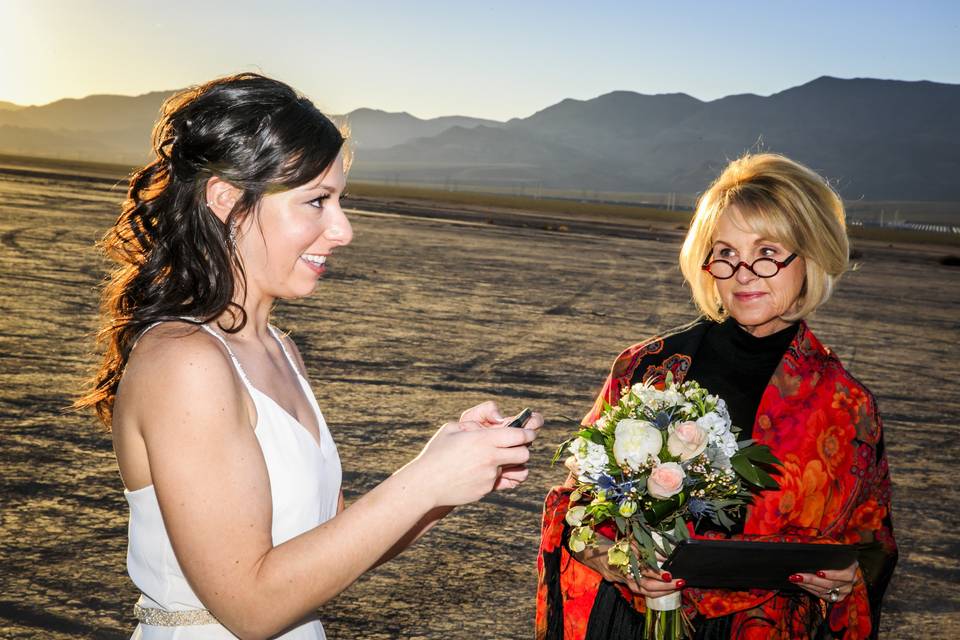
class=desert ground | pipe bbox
[1,165,958,638]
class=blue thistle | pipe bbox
[688,498,716,521]
[597,474,621,497]
[653,411,673,431]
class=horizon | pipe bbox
[3,74,956,122]
[2,0,959,120]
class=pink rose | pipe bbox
[667,421,708,461]
[647,462,685,499]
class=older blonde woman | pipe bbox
[536,154,897,640]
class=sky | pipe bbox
[1,0,958,120]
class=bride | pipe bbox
[77,73,541,639]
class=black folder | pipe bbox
[660,539,857,591]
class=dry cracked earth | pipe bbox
[1,167,958,638]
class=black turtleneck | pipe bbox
[686,318,799,441]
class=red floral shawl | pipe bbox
[535,319,897,640]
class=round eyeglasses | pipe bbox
[701,253,798,279]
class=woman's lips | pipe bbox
[300,256,327,275]
[734,291,766,301]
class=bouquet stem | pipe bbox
[642,532,688,639]
[644,606,683,640]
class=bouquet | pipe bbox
[556,375,780,639]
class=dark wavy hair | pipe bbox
[77,73,345,427]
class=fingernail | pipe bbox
[816,570,826,578]
[661,571,672,582]
[789,574,803,583]
[676,579,686,589]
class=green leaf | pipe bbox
[754,466,780,489]
[550,436,574,465]
[731,454,763,486]
[657,531,675,558]
[614,516,627,533]
[628,549,642,583]
[740,444,781,466]
[641,493,686,526]
[632,524,659,570]
[716,508,735,529]
[673,517,690,542]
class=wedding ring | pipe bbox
[828,588,840,603]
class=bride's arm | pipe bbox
[128,332,535,640]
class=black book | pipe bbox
[661,539,857,591]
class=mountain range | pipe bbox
[2,76,958,202]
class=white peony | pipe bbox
[613,419,663,471]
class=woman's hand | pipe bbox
[458,401,544,489]
[791,560,860,603]
[572,536,685,598]
[409,418,537,507]
[459,401,544,432]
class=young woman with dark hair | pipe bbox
[77,73,541,639]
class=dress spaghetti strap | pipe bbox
[196,324,256,392]
[268,325,301,377]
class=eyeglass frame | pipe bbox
[701,253,799,279]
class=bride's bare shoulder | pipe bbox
[119,321,243,422]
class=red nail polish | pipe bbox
[676,579,686,589]
[789,574,803,583]
[816,571,826,578]
[661,571,672,582]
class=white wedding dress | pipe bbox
[125,323,342,639]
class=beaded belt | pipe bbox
[134,603,219,626]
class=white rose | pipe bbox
[613,419,663,471]
[667,420,709,460]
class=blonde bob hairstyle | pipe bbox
[679,153,849,323]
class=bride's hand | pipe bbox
[458,401,543,489]
[459,401,543,432]
[459,400,505,426]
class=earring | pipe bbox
[228,221,237,247]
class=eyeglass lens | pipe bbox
[707,258,782,279]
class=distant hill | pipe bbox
[356,77,960,201]
[0,92,500,164]
[2,77,958,201]
[341,108,500,149]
